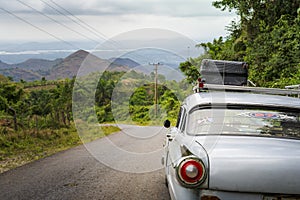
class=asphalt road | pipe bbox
[0,125,171,200]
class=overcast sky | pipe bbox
[0,0,237,45]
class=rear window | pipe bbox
[187,108,300,139]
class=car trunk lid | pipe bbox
[195,135,300,194]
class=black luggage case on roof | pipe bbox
[200,59,249,86]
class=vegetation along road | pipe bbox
[0,125,171,200]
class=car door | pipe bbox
[165,106,187,173]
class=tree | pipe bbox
[160,90,180,121]
[179,61,200,84]
[129,87,151,106]
[212,0,299,40]
[52,78,74,126]
[184,0,300,88]
[246,14,300,87]
[29,90,52,130]
[0,82,24,130]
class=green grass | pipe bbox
[77,123,121,143]
[0,124,120,173]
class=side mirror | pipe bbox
[163,120,171,128]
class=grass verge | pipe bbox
[0,124,120,173]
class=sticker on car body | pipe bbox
[238,112,296,121]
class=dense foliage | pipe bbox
[0,71,188,172]
[93,71,189,125]
[0,78,73,133]
[180,0,300,87]
[0,71,188,135]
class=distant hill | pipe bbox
[0,58,62,71]
[0,50,140,81]
[47,50,129,80]
[0,58,62,80]
[47,50,90,80]
[0,60,10,69]
[13,58,62,71]
[0,41,96,64]
[109,58,140,68]
[0,68,41,82]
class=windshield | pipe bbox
[187,108,300,139]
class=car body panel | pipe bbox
[195,135,300,194]
[163,91,300,200]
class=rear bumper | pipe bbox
[167,173,263,200]
[168,173,300,200]
[199,190,300,200]
[199,190,263,200]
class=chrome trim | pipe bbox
[175,156,207,188]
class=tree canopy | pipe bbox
[180,0,300,87]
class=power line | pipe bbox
[46,0,110,42]
[16,0,100,43]
[1,2,158,78]
[40,0,104,41]
[42,0,148,62]
[44,0,123,49]
[2,0,155,67]
[42,0,149,61]
[0,7,76,48]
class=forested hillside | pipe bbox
[180,0,300,87]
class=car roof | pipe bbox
[183,91,300,112]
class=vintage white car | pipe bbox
[163,84,300,200]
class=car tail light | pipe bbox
[176,157,206,187]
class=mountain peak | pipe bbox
[0,49,134,81]
[47,49,107,80]
[68,49,89,57]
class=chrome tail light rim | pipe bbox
[176,156,207,188]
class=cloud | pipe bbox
[0,0,44,13]
[1,0,232,17]
[0,0,236,42]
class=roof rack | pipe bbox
[193,84,300,97]
[285,85,300,98]
[285,84,300,89]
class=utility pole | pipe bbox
[149,62,163,118]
